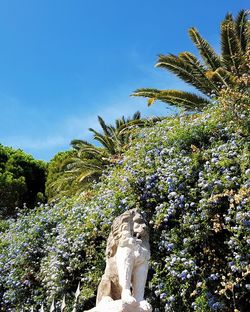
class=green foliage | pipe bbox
[59,112,161,198]
[0,145,46,218]
[45,150,79,202]
[133,9,249,110]
[0,98,249,311]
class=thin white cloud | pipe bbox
[0,55,198,160]
[1,135,68,150]
[1,84,179,158]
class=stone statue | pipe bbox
[85,208,152,312]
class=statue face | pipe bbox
[133,213,147,239]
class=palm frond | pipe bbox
[65,157,106,183]
[81,171,103,183]
[70,140,105,160]
[235,9,249,52]
[77,169,102,183]
[132,111,141,120]
[179,52,220,94]
[221,19,242,74]
[133,88,211,110]
[70,139,92,150]
[225,12,233,21]
[188,27,222,70]
[97,116,112,136]
[156,53,215,95]
[207,67,235,88]
[115,118,123,129]
[89,129,116,154]
[132,88,161,104]
[77,145,104,156]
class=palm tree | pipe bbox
[132,10,249,110]
[71,111,145,156]
[65,112,156,188]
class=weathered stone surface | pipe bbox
[84,296,152,312]
[85,209,152,312]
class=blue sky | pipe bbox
[0,0,248,161]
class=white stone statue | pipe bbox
[85,208,152,312]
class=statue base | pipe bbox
[84,296,152,312]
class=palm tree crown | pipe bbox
[65,112,154,188]
[133,10,249,110]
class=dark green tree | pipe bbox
[0,145,46,217]
[133,10,249,110]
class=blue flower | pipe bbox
[208,273,219,281]
[179,270,188,280]
[168,295,175,302]
[166,243,174,251]
[243,220,250,230]
[211,302,223,310]
[160,292,167,299]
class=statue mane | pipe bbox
[106,209,138,258]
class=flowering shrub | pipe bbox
[0,104,249,311]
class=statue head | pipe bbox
[106,209,148,257]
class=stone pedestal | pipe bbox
[84,296,152,312]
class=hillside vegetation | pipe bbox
[0,98,249,311]
[0,9,249,312]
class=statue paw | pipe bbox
[139,300,152,312]
[122,294,137,304]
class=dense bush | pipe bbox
[0,101,249,311]
[0,146,46,218]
